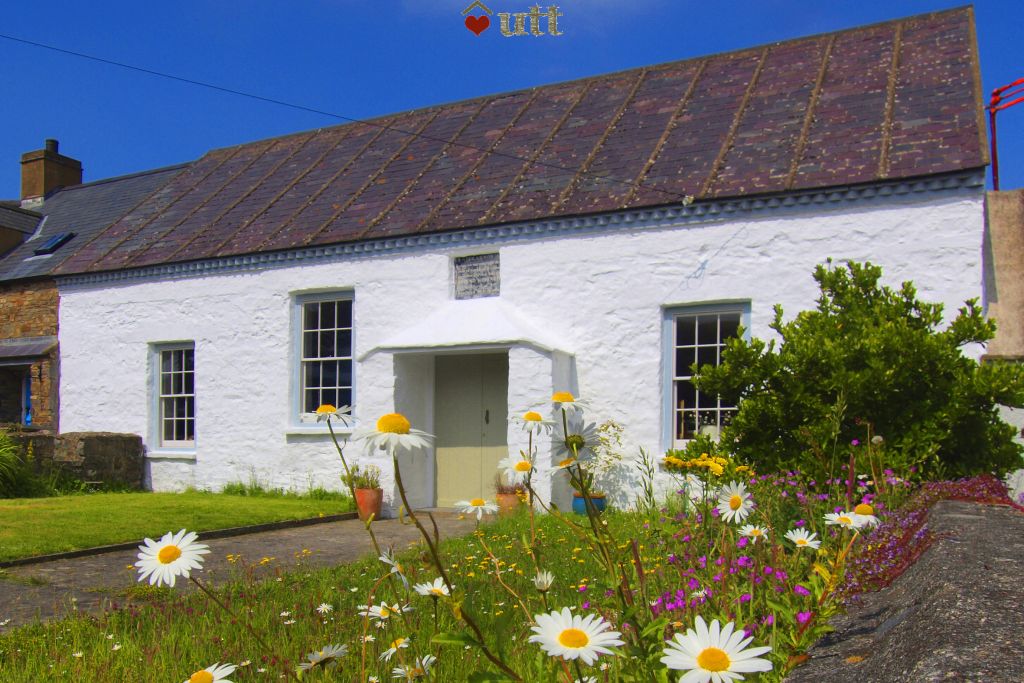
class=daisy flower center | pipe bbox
[566,434,586,451]
[749,529,762,537]
[838,515,852,525]
[158,545,182,564]
[551,391,575,403]
[514,461,532,472]
[377,413,411,434]
[729,494,743,511]
[189,672,214,683]
[558,458,577,468]
[430,588,444,596]
[315,404,337,414]
[854,503,874,515]
[380,606,393,617]
[796,538,808,545]
[696,646,731,672]
[470,498,486,506]
[391,638,406,649]
[557,628,590,648]
[523,411,543,421]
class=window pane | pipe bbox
[676,316,696,346]
[304,303,319,330]
[697,316,718,345]
[304,362,321,389]
[305,389,319,413]
[675,347,695,377]
[336,330,352,357]
[175,420,186,441]
[339,388,352,407]
[319,331,335,358]
[184,372,194,394]
[185,418,194,441]
[164,420,174,441]
[679,411,697,440]
[303,331,317,359]
[183,350,194,371]
[161,352,171,373]
[339,360,352,387]
[337,300,352,327]
[161,374,171,395]
[676,379,696,414]
[320,301,336,329]
[322,361,338,388]
[696,345,718,368]
[720,313,741,341]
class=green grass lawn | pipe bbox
[0,491,352,562]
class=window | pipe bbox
[299,296,353,416]
[158,345,195,447]
[669,306,746,445]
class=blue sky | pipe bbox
[2,1,1022,198]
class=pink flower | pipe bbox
[794,584,811,596]
[796,611,813,625]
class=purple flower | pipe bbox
[762,614,775,626]
[794,584,811,596]
[738,593,752,603]
[851,439,860,446]
[796,611,812,625]
[687,578,700,591]
[736,537,750,549]
[581,601,590,609]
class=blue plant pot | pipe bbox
[572,495,607,515]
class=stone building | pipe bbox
[2,8,1011,512]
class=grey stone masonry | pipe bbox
[453,252,500,299]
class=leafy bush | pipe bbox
[0,428,21,495]
[694,260,1024,479]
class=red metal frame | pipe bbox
[989,78,1024,191]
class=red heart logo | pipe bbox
[465,15,490,35]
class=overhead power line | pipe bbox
[0,32,695,204]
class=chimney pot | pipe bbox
[20,138,82,205]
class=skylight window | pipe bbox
[33,231,75,256]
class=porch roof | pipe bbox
[360,298,571,359]
[0,336,57,361]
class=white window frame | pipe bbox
[662,302,750,449]
[293,291,355,427]
[151,342,196,450]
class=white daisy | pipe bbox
[784,528,822,550]
[182,662,236,683]
[660,616,772,682]
[413,577,450,598]
[379,548,409,588]
[533,570,554,592]
[315,403,352,425]
[824,511,865,529]
[135,529,210,588]
[391,654,436,680]
[553,416,600,461]
[528,606,624,666]
[316,602,334,615]
[357,602,412,622]
[853,503,880,528]
[575,678,598,683]
[454,498,499,520]
[511,410,555,434]
[498,454,535,485]
[738,525,769,544]
[352,413,433,457]
[297,644,348,673]
[715,482,754,524]
[380,636,410,662]
[550,391,590,416]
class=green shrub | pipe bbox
[694,260,1024,479]
[0,429,21,495]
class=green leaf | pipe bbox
[431,631,482,648]
[467,672,516,682]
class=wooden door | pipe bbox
[434,353,508,507]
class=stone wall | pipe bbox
[0,279,59,430]
[984,189,1024,359]
[11,431,145,489]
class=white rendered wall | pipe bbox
[58,190,985,506]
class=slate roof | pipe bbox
[0,205,41,235]
[54,7,985,276]
[0,165,184,282]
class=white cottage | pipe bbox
[37,8,991,512]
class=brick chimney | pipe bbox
[21,139,82,207]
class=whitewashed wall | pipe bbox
[58,189,986,508]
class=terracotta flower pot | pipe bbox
[496,492,522,516]
[354,488,383,521]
